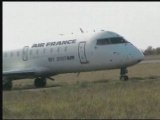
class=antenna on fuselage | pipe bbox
[80,28,84,33]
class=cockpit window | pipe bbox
[97,37,128,45]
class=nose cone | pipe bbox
[136,50,144,63]
[125,44,144,66]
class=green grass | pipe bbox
[144,55,160,60]
[3,62,160,119]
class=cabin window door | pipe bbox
[78,42,88,64]
[22,46,29,61]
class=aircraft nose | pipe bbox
[135,49,144,63]
[125,44,144,66]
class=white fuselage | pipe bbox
[3,31,144,80]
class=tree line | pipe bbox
[143,46,160,55]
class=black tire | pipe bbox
[3,81,12,90]
[124,76,129,81]
[120,76,129,81]
[34,78,46,88]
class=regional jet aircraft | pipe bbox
[3,30,144,90]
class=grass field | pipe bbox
[3,59,160,119]
[144,55,160,60]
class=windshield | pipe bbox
[97,37,129,45]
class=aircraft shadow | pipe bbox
[92,79,110,84]
[9,84,62,91]
[92,76,160,84]
[4,76,160,92]
[129,76,160,81]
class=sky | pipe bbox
[3,2,160,51]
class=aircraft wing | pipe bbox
[3,69,36,79]
[3,67,51,80]
[3,70,35,76]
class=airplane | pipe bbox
[3,30,144,90]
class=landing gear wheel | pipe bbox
[120,67,129,81]
[34,77,46,88]
[120,75,129,81]
[3,81,12,90]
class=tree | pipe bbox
[155,47,160,54]
[143,46,154,55]
[143,46,160,55]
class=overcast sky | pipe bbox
[3,2,160,50]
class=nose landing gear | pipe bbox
[120,67,129,81]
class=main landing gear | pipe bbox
[3,80,12,90]
[34,77,46,88]
[120,67,129,81]
[34,77,54,88]
[3,77,55,90]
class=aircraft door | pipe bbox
[78,42,88,64]
[22,46,29,61]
